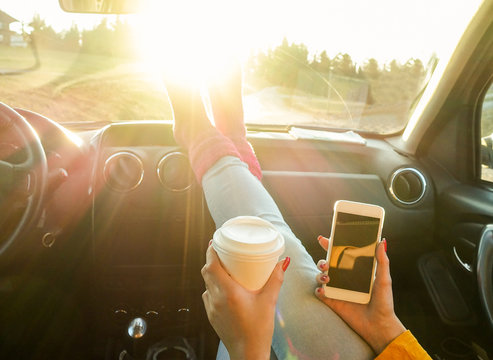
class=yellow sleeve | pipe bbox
[375,330,432,360]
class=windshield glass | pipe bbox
[0,0,482,134]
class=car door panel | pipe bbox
[477,224,493,332]
[436,185,493,272]
[402,22,493,356]
[252,136,435,263]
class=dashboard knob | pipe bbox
[41,232,56,248]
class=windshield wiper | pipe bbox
[246,123,290,132]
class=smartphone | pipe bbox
[323,200,385,304]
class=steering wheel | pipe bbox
[477,224,493,332]
[0,102,47,258]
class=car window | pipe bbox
[480,82,493,182]
[0,0,482,134]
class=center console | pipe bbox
[89,122,215,359]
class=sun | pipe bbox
[133,0,253,88]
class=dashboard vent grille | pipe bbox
[103,151,144,192]
[389,167,426,205]
[157,152,193,192]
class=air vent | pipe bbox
[103,152,144,192]
[157,152,193,192]
[389,167,426,205]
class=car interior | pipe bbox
[1,0,493,359]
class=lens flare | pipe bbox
[134,0,250,88]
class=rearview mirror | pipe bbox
[58,0,147,14]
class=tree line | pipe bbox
[29,16,432,104]
[247,38,433,105]
[29,14,134,56]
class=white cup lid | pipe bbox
[213,216,284,257]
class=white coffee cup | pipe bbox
[212,216,285,291]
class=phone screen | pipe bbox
[327,212,380,293]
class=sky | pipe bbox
[1,0,483,64]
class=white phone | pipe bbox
[323,200,385,304]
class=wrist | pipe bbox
[228,340,271,360]
[230,348,271,360]
[369,316,406,355]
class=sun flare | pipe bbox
[133,0,254,87]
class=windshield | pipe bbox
[0,0,482,134]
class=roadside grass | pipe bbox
[245,70,416,134]
[0,46,172,123]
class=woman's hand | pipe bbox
[315,236,406,355]
[201,243,290,360]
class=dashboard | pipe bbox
[14,110,437,270]
[4,109,440,358]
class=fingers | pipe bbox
[314,286,327,300]
[317,259,328,272]
[375,239,390,281]
[202,290,211,312]
[201,289,219,326]
[314,254,329,301]
[372,239,392,299]
[201,245,234,293]
[316,272,329,285]
[317,235,329,251]
[260,257,290,302]
[203,245,228,281]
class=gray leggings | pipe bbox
[202,157,373,360]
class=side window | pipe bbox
[480,83,493,182]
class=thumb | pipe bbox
[260,257,290,300]
[372,239,393,301]
[317,235,330,251]
[374,239,390,282]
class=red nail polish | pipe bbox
[208,240,213,247]
[282,257,291,272]
[321,274,328,282]
[317,235,323,241]
[383,238,387,252]
[317,287,324,294]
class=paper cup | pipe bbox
[212,216,285,291]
